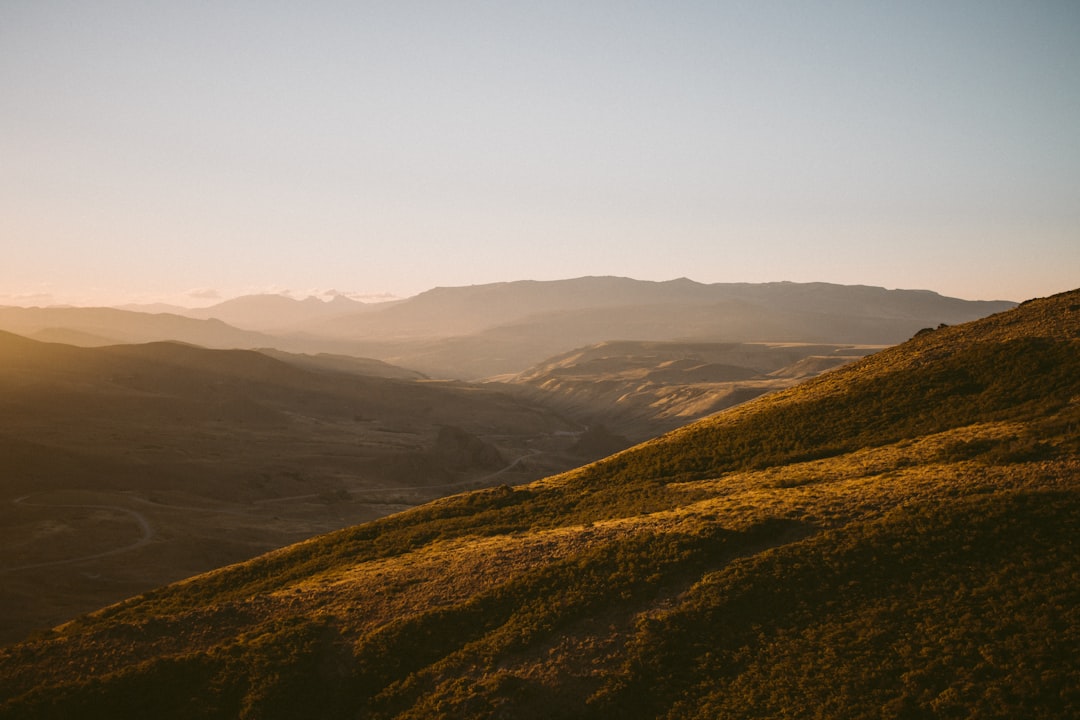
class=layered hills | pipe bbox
[1,290,1075,718]
[501,340,884,438]
[299,278,1015,378]
[183,293,381,333]
[0,278,1014,379]
[0,306,278,350]
[0,334,585,645]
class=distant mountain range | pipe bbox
[182,293,384,332]
[0,278,1016,379]
[1,289,1073,719]
[0,306,279,349]
[4,276,1008,643]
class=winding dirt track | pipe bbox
[0,450,540,573]
[1,494,156,572]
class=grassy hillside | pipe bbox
[500,340,882,438]
[0,290,1075,719]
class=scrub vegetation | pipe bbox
[1,290,1077,719]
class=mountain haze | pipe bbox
[311,277,1011,339]
[1,280,1013,380]
[184,293,379,333]
[0,306,278,350]
[297,278,1016,378]
[254,348,427,381]
[1,290,1074,718]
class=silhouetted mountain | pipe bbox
[316,277,1012,338]
[1,290,1074,719]
[305,278,1014,377]
[185,293,380,332]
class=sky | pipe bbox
[1,1,1078,307]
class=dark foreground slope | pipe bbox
[0,335,581,645]
[1,291,1077,719]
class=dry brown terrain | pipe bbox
[0,280,1016,645]
[0,290,1073,719]
[0,333,588,645]
[497,340,885,438]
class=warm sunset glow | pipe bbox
[1,2,1078,306]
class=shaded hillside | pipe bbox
[0,333,584,645]
[498,340,881,438]
[0,306,277,350]
[255,348,427,381]
[0,291,1075,719]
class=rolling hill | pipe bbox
[254,348,428,381]
[499,340,884,438]
[0,289,1074,718]
[0,306,279,349]
[0,333,586,645]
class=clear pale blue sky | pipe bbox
[2,1,1078,306]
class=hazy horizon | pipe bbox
[3,2,1078,308]
[0,274,1032,310]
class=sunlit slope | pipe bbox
[500,339,882,438]
[1,291,1077,719]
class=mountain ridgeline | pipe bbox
[0,278,1015,379]
[501,339,885,438]
[0,289,1075,718]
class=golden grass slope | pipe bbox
[0,290,1076,719]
